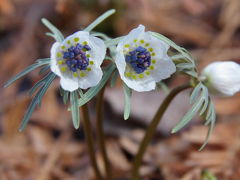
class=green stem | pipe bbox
[131,83,191,180]
[81,104,103,180]
[96,86,112,180]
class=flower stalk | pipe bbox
[131,83,192,180]
[96,86,112,180]
[81,104,103,180]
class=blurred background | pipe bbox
[0,0,240,179]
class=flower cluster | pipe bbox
[5,10,240,180]
[4,9,240,133]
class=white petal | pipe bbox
[145,32,170,55]
[77,66,103,89]
[50,42,62,77]
[60,77,79,92]
[150,55,176,82]
[64,31,90,45]
[117,24,145,51]
[88,36,106,67]
[122,76,156,92]
[202,61,240,96]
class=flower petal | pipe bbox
[60,77,79,92]
[117,24,145,51]
[144,32,170,56]
[150,55,176,82]
[88,36,106,67]
[64,31,90,46]
[50,42,62,77]
[76,66,103,89]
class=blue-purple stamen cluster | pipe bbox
[125,46,151,74]
[62,43,91,72]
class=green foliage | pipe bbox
[110,70,118,87]
[151,32,198,78]
[4,58,50,88]
[38,65,50,75]
[123,83,132,120]
[84,9,116,32]
[70,91,80,129]
[171,82,216,150]
[77,63,116,107]
[19,73,56,131]
[41,18,64,42]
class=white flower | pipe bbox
[115,25,176,92]
[201,61,240,96]
[50,31,106,92]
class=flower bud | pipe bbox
[201,61,240,96]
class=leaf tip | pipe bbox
[171,128,177,134]
[73,124,80,129]
[41,18,47,23]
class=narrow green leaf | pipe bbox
[84,9,116,32]
[41,18,64,42]
[151,32,195,65]
[199,108,216,151]
[77,64,115,107]
[199,87,209,115]
[123,83,132,120]
[63,91,69,104]
[19,95,39,132]
[91,32,111,40]
[172,93,205,133]
[70,91,80,129]
[77,89,84,98]
[39,65,50,75]
[19,73,55,131]
[176,63,195,69]
[190,83,202,104]
[45,32,56,39]
[37,73,56,107]
[205,101,215,126]
[110,70,118,87]
[171,54,185,60]
[59,87,64,97]
[184,70,198,78]
[37,58,51,64]
[29,72,53,96]
[4,58,50,88]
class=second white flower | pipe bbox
[115,25,176,92]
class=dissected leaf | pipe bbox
[19,73,56,131]
[41,18,64,42]
[77,63,115,107]
[172,92,205,133]
[4,58,50,88]
[28,72,54,96]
